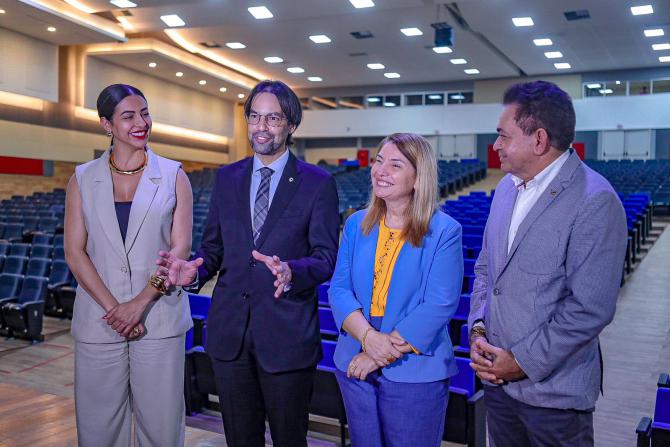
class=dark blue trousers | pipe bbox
[484,385,594,447]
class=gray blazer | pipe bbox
[468,150,627,410]
[71,148,192,343]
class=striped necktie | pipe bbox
[253,167,274,244]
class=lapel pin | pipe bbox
[550,190,557,196]
[289,177,294,182]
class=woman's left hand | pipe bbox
[103,299,147,337]
[347,352,379,381]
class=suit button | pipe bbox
[493,288,500,296]
[248,258,256,267]
[242,292,249,299]
[121,267,128,273]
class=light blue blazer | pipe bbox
[328,209,463,383]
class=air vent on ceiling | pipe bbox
[200,41,222,48]
[348,52,368,57]
[564,10,590,21]
[350,31,374,39]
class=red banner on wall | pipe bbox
[0,156,44,175]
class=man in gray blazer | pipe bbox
[468,80,627,446]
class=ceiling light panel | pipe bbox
[586,83,601,89]
[264,56,283,63]
[248,6,273,19]
[533,38,552,46]
[554,62,571,69]
[148,62,157,68]
[599,89,613,94]
[219,87,227,92]
[660,56,670,62]
[645,29,664,37]
[652,43,670,50]
[544,51,563,58]
[198,80,206,85]
[401,27,423,36]
[226,42,246,49]
[287,67,305,73]
[110,0,137,7]
[630,5,653,15]
[47,26,56,32]
[367,63,385,69]
[160,14,185,27]
[349,0,374,8]
[450,58,467,64]
[175,72,183,77]
[309,34,331,43]
[432,46,452,53]
[238,93,245,99]
[464,69,480,74]
[512,17,534,27]
[308,77,323,82]
[384,72,400,78]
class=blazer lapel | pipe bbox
[356,223,379,320]
[124,149,160,254]
[236,158,255,249]
[493,180,517,281]
[92,150,126,262]
[254,152,301,249]
[380,241,415,333]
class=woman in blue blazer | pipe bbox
[329,133,463,447]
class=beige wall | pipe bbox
[473,74,583,104]
[303,147,358,164]
[85,57,235,137]
[0,119,229,164]
[0,28,58,102]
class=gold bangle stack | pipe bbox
[470,326,487,344]
[149,274,168,294]
[361,327,375,353]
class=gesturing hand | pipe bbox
[363,330,405,367]
[347,352,379,381]
[251,250,292,298]
[155,250,203,288]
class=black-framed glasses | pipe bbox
[246,112,286,127]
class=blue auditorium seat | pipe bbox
[53,234,65,247]
[1,276,48,341]
[53,246,65,260]
[9,243,30,257]
[464,259,475,276]
[0,242,9,256]
[26,258,51,278]
[318,282,330,307]
[188,294,211,347]
[44,260,73,317]
[31,234,53,245]
[443,357,486,446]
[454,323,470,357]
[30,244,53,259]
[311,339,347,447]
[3,223,23,242]
[318,307,338,339]
[3,256,28,275]
[637,376,670,447]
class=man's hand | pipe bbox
[252,250,292,298]
[469,338,526,383]
[347,352,379,381]
[155,250,203,287]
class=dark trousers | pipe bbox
[210,329,315,447]
[484,385,594,447]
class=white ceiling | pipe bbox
[3,0,670,89]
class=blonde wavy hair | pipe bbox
[361,132,438,247]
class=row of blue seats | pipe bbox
[0,242,65,258]
[637,374,670,446]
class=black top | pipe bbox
[115,201,132,243]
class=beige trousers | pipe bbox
[74,334,186,447]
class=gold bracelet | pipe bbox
[361,327,375,353]
[148,274,168,294]
[470,326,487,344]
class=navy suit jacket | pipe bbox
[197,152,340,373]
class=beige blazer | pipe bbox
[71,148,192,343]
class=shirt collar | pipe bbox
[253,147,290,174]
[511,150,570,191]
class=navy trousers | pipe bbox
[484,385,594,447]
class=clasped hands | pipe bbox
[347,330,411,381]
[153,249,291,299]
[469,337,526,384]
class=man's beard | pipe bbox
[250,132,285,156]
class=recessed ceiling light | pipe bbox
[199,80,206,85]
[450,94,465,100]
[544,51,563,59]
[148,62,157,68]
[554,62,571,69]
[160,14,185,27]
[175,72,183,77]
[367,97,381,102]
[264,56,283,63]
[645,29,664,37]
[616,80,621,84]
[586,83,602,89]
[287,67,305,73]
[630,5,653,15]
[599,89,613,94]
[0,9,5,14]
[660,56,670,62]
[533,38,553,46]
[432,46,452,54]
[219,87,227,92]
[384,72,400,78]
[349,0,374,8]
[248,6,273,19]
[400,27,423,37]
[47,26,56,32]
[652,43,670,50]
[226,42,246,49]
[512,17,534,27]
[309,34,331,44]
[110,0,137,7]
[367,63,385,70]
[308,77,323,82]
[464,69,480,74]
[383,102,396,107]
[450,58,467,64]
[428,94,442,100]
[238,93,245,99]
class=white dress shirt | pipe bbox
[507,150,570,254]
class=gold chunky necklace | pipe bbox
[109,150,148,175]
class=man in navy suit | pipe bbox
[157,80,339,447]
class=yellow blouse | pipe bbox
[370,218,405,317]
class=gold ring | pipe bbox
[348,363,357,372]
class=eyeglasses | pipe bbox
[246,112,286,127]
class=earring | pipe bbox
[106,131,112,137]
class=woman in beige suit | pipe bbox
[64,84,193,447]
